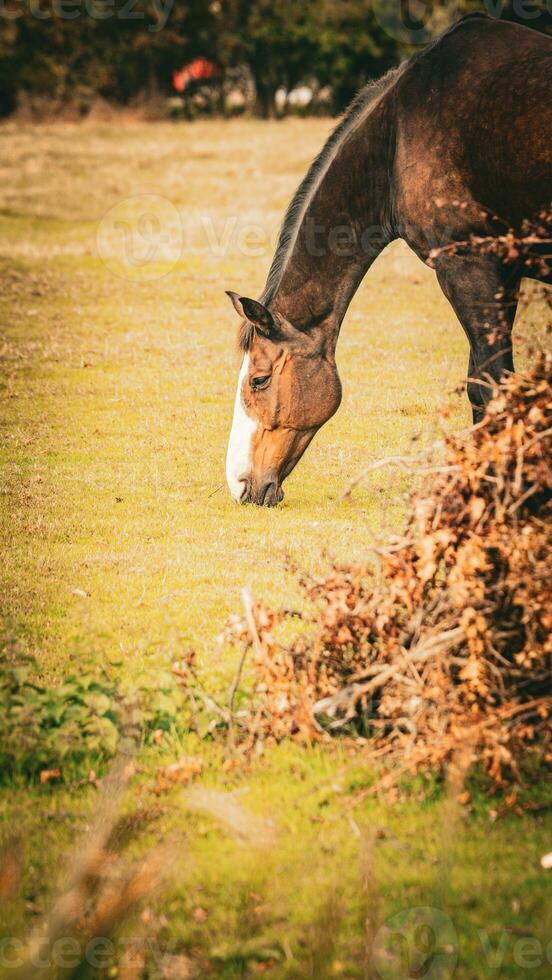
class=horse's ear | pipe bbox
[226,291,246,318]
[225,291,275,338]
[240,297,275,337]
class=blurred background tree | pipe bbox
[223,0,322,117]
[0,0,550,118]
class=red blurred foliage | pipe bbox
[172,58,218,93]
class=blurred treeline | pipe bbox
[0,0,551,119]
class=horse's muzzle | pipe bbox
[239,477,284,507]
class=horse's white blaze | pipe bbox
[226,355,258,501]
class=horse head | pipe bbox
[225,292,342,506]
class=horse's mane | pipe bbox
[258,66,401,313]
[238,69,400,352]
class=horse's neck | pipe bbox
[267,97,394,343]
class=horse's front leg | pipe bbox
[435,255,519,423]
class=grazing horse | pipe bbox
[226,15,552,506]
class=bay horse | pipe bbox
[226,15,552,506]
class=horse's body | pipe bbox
[226,15,552,506]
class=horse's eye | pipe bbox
[251,375,270,391]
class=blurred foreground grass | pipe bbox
[0,119,551,978]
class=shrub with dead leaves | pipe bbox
[227,353,552,786]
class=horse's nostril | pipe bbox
[260,480,281,507]
[239,478,251,504]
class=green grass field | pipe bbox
[1,119,551,978]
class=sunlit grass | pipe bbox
[0,118,470,672]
